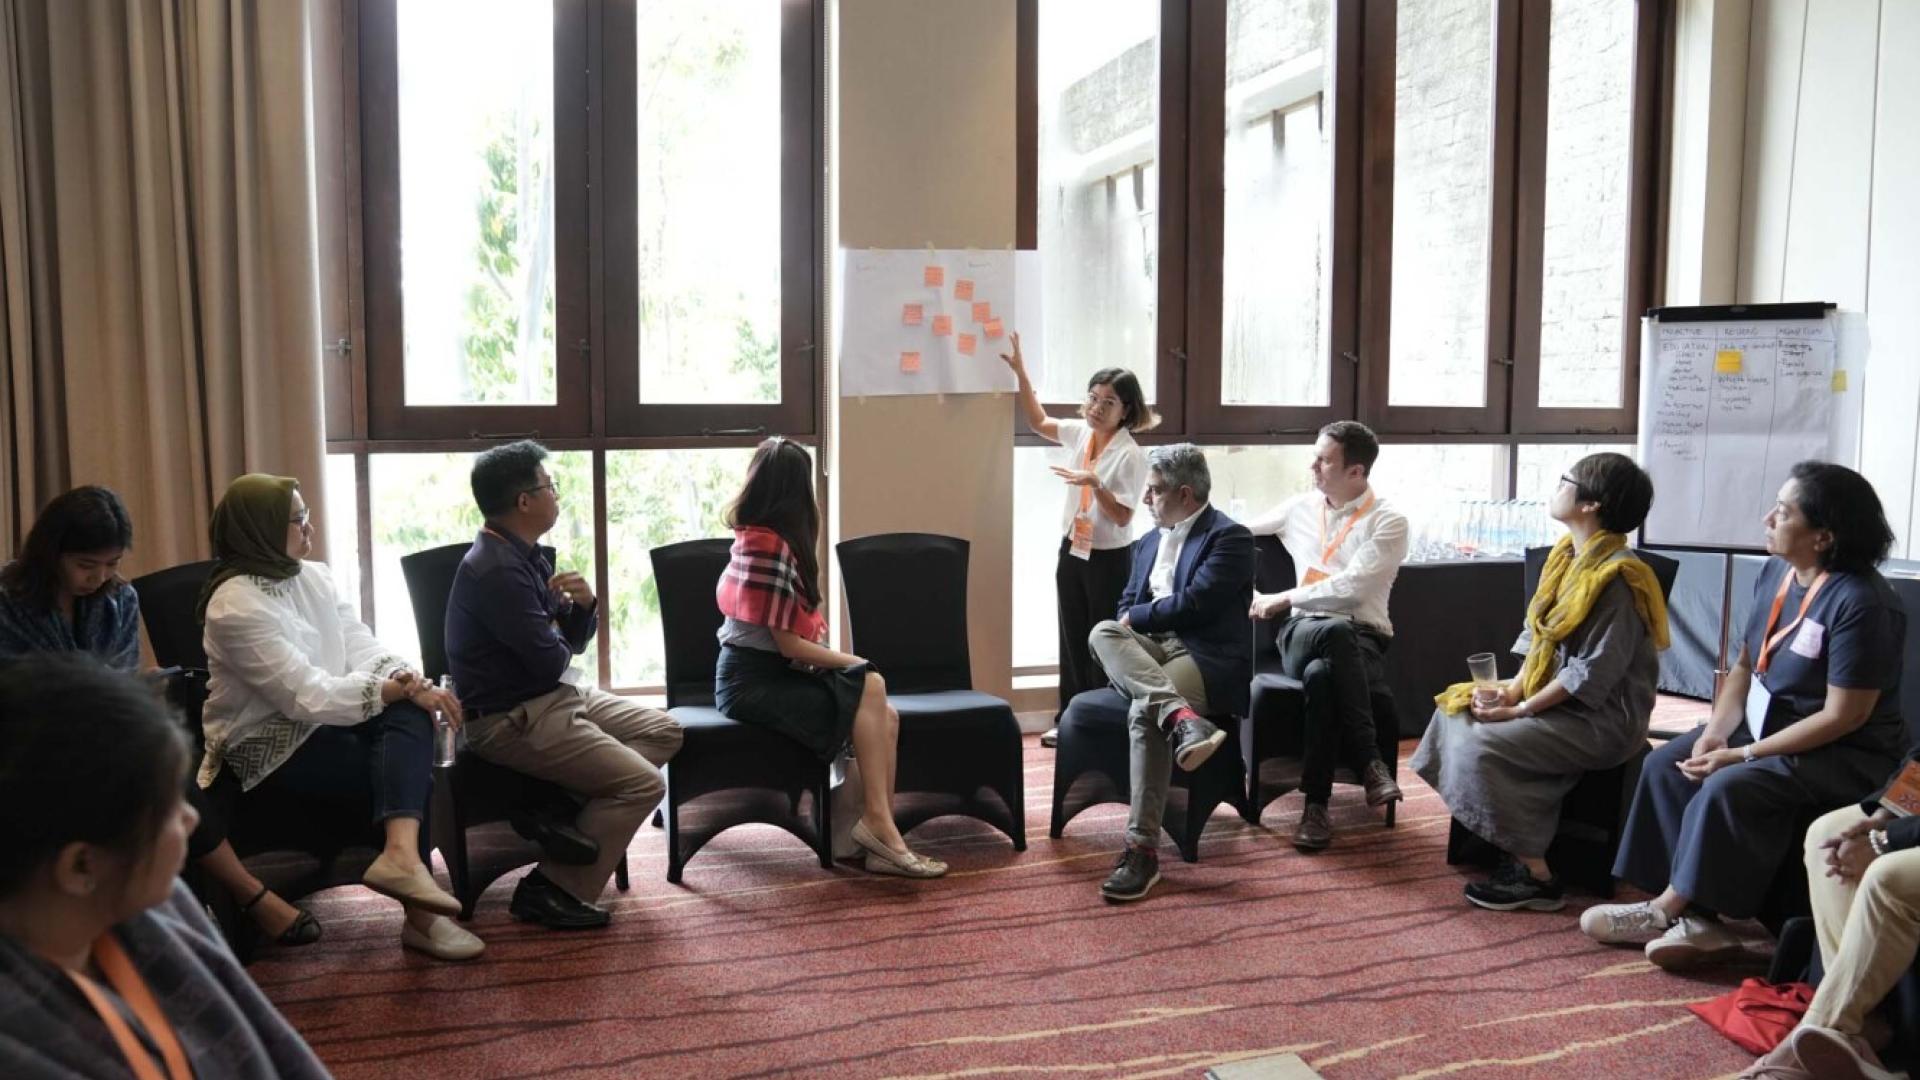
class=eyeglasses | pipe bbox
[1084,392,1124,411]
[1560,474,1590,500]
[288,509,311,527]
[522,481,559,498]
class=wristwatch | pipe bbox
[1870,829,1891,856]
[1743,744,1757,763]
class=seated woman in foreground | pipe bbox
[713,437,947,878]
[0,654,330,1078]
[198,473,479,960]
[1413,452,1667,912]
[1584,461,1907,971]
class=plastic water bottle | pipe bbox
[433,674,458,768]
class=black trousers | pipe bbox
[1278,616,1390,802]
[1055,539,1134,716]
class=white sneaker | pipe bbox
[1579,900,1673,945]
[1644,915,1743,970]
[1789,1025,1905,1080]
[401,915,485,962]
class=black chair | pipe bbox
[134,560,385,962]
[835,533,1025,850]
[398,542,628,919]
[1446,545,1681,896]
[649,538,834,883]
[1243,536,1402,825]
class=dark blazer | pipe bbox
[1118,503,1255,716]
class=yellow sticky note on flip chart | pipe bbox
[1832,370,1849,392]
[1715,349,1743,374]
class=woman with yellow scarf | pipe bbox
[1411,453,1667,913]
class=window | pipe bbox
[339,0,824,692]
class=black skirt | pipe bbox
[714,644,866,762]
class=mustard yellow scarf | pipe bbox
[1435,532,1670,714]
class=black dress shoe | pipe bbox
[509,871,611,930]
[508,810,600,866]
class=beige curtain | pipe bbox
[0,0,327,576]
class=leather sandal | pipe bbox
[240,885,323,947]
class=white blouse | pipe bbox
[197,562,412,790]
[1055,420,1148,551]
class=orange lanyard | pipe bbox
[1317,492,1376,566]
[1754,568,1828,675]
[1077,433,1110,515]
[65,934,194,1080]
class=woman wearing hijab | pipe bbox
[197,474,482,961]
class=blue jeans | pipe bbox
[254,701,435,828]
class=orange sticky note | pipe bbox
[902,302,923,326]
[984,318,1004,339]
[923,265,944,287]
[1715,349,1743,374]
[971,301,991,323]
[954,279,975,301]
[900,351,921,373]
[931,314,952,337]
[957,333,977,356]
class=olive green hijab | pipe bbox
[195,474,303,623]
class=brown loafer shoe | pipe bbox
[1362,759,1403,807]
[1293,802,1332,851]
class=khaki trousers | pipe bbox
[1087,619,1210,849]
[1802,805,1920,1033]
[467,684,682,904]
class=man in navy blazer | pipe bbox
[1088,443,1254,901]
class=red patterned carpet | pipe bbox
[253,706,1764,1080]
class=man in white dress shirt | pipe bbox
[1248,421,1408,851]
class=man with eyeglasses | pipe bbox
[1246,421,1408,851]
[445,440,683,930]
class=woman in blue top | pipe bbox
[1582,462,1906,971]
[0,487,325,952]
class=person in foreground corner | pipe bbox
[448,440,684,929]
[1088,443,1253,902]
[1414,452,1667,912]
[1583,461,1905,972]
[1740,750,1920,1080]
[999,331,1153,749]
[199,474,480,961]
[713,436,946,878]
[0,655,331,1078]
[1246,421,1406,850]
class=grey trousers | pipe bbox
[467,684,683,904]
[1088,619,1211,849]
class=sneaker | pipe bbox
[1040,727,1059,748]
[1292,801,1333,851]
[1100,846,1160,902]
[1579,900,1673,945]
[1464,860,1566,912]
[1736,1035,1815,1080]
[1644,914,1744,970]
[1171,715,1227,771]
[1361,759,1403,807]
[1788,1025,1903,1080]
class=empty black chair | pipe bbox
[650,538,833,883]
[1243,536,1401,824]
[1446,544,1681,896]
[134,559,384,961]
[398,541,627,918]
[835,533,1024,850]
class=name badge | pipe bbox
[1880,760,1920,817]
[1068,513,1094,561]
[1300,566,1329,587]
[1745,676,1772,742]
[1789,619,1825,659]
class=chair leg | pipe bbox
[813,767,833,869]
[431,766,476,920]
[614,854,630,892]
[1385,799,1397,827]
[665,773,686,886]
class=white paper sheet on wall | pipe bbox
[836,248,1043,397]
[1637,311,1847,550]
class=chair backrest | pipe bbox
[398,542,473,681]
[836,532,971,694]
[1522,545,1680,606]
[649,538,733,708]
[1252,535,1297,657]
[131,560,218,669]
